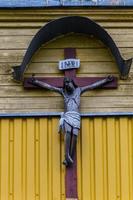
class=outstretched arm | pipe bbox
[81,75,114,93]
[30,75,62,94]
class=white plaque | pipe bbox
[59,59,80,70]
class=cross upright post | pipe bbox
[24,48,117,200]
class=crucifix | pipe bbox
[24,48,117,200]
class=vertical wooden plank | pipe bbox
[119,118,130,200]
[81,118,91,200]
[22,119,27,200]
[102,118,108,200]
[48,118,52,200]
[35,119,40,199]
[89,118,95,200]
[115,118,121,200]
[9,119,14,200]
[61,127,65,200]
[14,119,22,200]
[107,118,116,200]
[26,118,35,200]
[0,119,9,200]
[94,118,104,200]
[52,118,61,199]
[77,121,82,200]
[40,118,48,200]
[128,118,133,200]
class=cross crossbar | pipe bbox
[24,76,117,88]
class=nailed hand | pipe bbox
[31,74,36,84]
[107,75,114,82]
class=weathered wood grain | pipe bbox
[0,9,132,113]
[1,83,133,97]
[0,28,133,36]
[1,107,133,113]
[0,21,133,28]
[0,96,132,110]
[0,48,132,63]
[0,61,120,75]
[0,9,133,23]
[0,34,133,50]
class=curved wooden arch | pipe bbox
[12,16,132,81]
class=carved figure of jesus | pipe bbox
[31,75,113,167]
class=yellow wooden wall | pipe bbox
[0,117,132,200]
[0,8,133,200]
[0,8,132,113]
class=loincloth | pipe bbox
[59,111,80,133]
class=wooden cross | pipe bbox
[24,48,117,200]
[24,48,117,89]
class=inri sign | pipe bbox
[59,59,80,70]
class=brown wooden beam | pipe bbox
[24,77,117,89]
[65,154,78,199]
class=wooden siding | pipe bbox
[0,8,133,113]
[0,116,132,200]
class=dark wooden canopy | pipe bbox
[12,16,132,81]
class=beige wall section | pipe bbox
[0,8,133,113]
